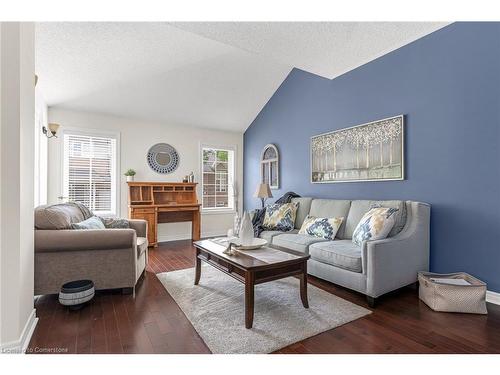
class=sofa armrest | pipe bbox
[128,219,147,238]
[363,201,430,298]
[35,228,137,253]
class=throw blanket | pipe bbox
[251,191,301,237]
[69,201,129,228]
[70,201,93,220]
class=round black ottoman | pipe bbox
[59,280,95,310]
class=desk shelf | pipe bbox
[130,200,153,205]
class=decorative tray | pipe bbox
[233,237,268,250]
[211,237,268,250]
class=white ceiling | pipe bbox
[35,22,449,132]
[173,22,449,79]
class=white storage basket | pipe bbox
[418,272,487,314]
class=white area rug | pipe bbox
[156,265,371,354]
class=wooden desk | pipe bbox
[127,182,201,247]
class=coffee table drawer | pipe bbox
[198,251,246,281]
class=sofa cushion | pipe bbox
[309,240,362,273]
[259,229,298,244]
[309,199,351,239]
[35,203,86,229]
[272,233,328,254]
[137,237,148,257]
[344,200,407,239]
[71,216,106,230]
[291,197,313,229]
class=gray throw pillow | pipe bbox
[98,217,130,229]
[71,216,106,230]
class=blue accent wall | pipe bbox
[243,23,500,292]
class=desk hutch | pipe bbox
[127,182,201,247]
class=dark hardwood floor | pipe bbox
[29,240,500,354]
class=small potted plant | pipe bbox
[124,169,136,182]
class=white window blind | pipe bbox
[201,147,235,210]
[63,132,117,216]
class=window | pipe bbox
[261,144,279,189]
[201,146,235,211]
[63,131,118,216]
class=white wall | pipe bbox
[0,22,37,352]
[47,108,244,241]
[34,89,48,207]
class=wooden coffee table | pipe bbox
[193,239,310,329]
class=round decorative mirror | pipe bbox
[147,143,179,174]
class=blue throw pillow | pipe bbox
[352,207,399,246]
[298,215,344,240]
[71,216,106,230]
[262,202,298,232]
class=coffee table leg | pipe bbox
[245,272,255,329]
[194,249,201,285]
[300,263,309,308]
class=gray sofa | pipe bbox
[259,198,430,306]
[34,203,148,296]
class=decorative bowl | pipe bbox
[234,237,268,250]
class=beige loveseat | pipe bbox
[34,203,148,295]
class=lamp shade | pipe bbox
[253,183,273,199]
[48,123,60,135]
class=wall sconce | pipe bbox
[43,123,60,139]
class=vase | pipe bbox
[233,211,241,237]
[239,211,254,246]
[126,175,134,182]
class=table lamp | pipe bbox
[254,183,273,208]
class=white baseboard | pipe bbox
[486,290,500,306]
[157,233,192,242]
[158,231,226,243]
[0,309,38,354]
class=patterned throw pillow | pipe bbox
[352,207,399,246]
[71,216,106,230]
[298,215,344,240]
[262,202,298,231]
[98,217,130,229]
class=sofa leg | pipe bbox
[122,287,134,295]
[367,296,377,308]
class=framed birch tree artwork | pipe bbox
[311,115,404,183]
